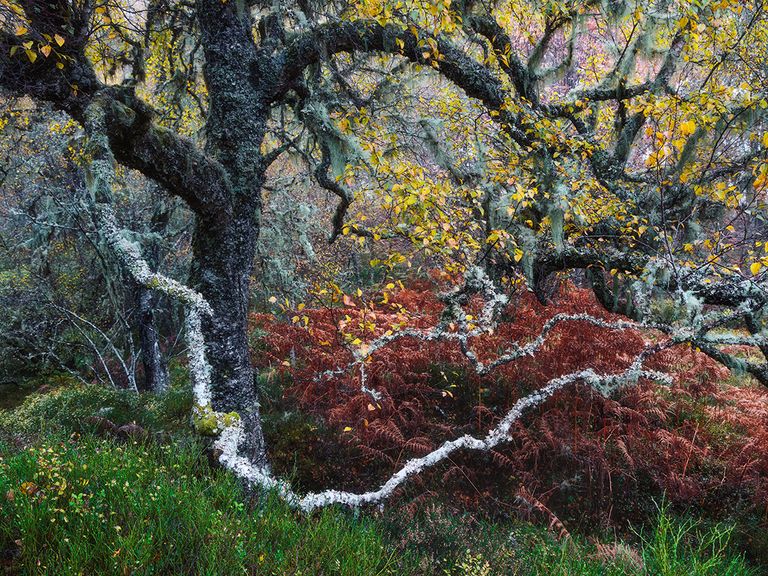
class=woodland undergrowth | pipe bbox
[255,281,768,561]
[1,282,766,574]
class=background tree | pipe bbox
[0,103,189,393]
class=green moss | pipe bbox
[0,380,193,439]
[191,404,240,436]
[192,403,221,436]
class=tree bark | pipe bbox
[134,199,171,394]
[191,0,272,466]
[136,285,170,394]
[190,199,268,466]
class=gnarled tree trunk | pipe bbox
[185,0,274,465]
[190,199,268,465]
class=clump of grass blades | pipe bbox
[637,501,756,576]
[387,500,757,575]
[511,503,756,576]
[0,434,404,575]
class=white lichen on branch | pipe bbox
[83,96,214,418]
[80,98,695,514]
[215,267,676,512]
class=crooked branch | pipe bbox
[83,95,213,404]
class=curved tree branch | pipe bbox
[0,24,233,217]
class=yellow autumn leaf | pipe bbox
[750,262,762,275]
[343,426,353,432]
[680,120,696,136]
[40,45,51,57]
[54,34,65,47]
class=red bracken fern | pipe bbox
[251,281,768,525]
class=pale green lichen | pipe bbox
[221,411,240,427]
[192,403,220,436]
[192,402,240,436]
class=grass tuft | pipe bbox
[0,434,403,575]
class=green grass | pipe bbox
[0,385,406,575]
[636,502,757,576]
[0,381,194,439]
[509,511,757,576]
[0,383,761,575]
[381,498,757,575]
[0,435,403,575]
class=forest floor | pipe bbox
[0,375,765,576]
[0,384,32,412]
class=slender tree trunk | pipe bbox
[135,199,171,394]
[136,285,170,394]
